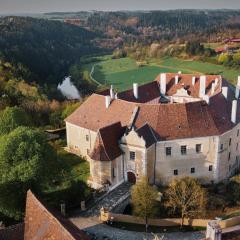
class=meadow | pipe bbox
[81,55,239,91]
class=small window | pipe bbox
[209,165,213,171]
[237,143,239,151]
[228,152,231,161]
[181,145,187,155]
[166,147,172,156]
[130,151,135,160]
[112,168,115,178]
[237,129,239,137]
[191,167,195,174]
[229,138,232,146]
[220,144,224,150]
[196,144,202,153]
[173,169,178,175]
[86,135,89,141]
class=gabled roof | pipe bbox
[90,122,125,161]
[65,93,136,131]
[136,123,156,148]
[24,190,90,240]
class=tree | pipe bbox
[0,106,30,135]
[131,176,159,232]
[165,177,206,227]
[218,53,232,65]
[0,127,57,219]
[227,175,240,204]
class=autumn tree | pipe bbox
[131,176,159,232]
[165,176,206,227]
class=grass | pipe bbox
[81,55,240,92]
[81,56,192,92]
[42,139,91,210]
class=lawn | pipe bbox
[151,57,239,85]
[42,139,91,210]
[81,55,239,91]
[82,56,193,92]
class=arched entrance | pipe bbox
[127,172,136,184]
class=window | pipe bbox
[237,143,239,151]
[220,144,224,150]
[86,135,89,141]
[112,168,115,178]
[166,147,172,156]
[130,151,135,160]
[237,129,239,137]
[209,165,213,171]
[181,145,187,155]
[173,169,178,175]
[228,152,231,161]
[229,138,232,146]
[191,167,195,174]
[196,144,202,153]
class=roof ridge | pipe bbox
[26,190,78,240]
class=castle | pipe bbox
[65,73,240,190]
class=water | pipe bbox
[57,77,81,100]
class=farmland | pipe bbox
[81,55,240,91]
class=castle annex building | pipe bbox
[65,73,240,189]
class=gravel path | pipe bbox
[70,216,205,240]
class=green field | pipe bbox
[82,55,239,91]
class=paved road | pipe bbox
[71,216,205,240]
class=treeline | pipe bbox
[0,16,103,89]
[85,10,240,43]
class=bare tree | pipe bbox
[131,176,159,233]
[165,176,207,227]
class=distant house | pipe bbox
[0,190,89,240]
[66,73,240,190]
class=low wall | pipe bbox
[100,210,240,228]
[100,210,210,227]
[220,216,240,228]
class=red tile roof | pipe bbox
[66,75,237,143]
[90,122,125,161]
[136,123,156,147]
[24,190,90,240]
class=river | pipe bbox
[57,77,81,100]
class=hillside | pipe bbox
[0,16,103,87]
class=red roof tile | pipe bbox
[90,122,125,161]
[24,190,90,240]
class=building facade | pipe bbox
[65,73,240,190]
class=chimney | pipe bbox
[115,93,118,99]
[236,76,240,99]
[238,76,240,86]
[222,87,228,99]
[175,75,179,85]
[236,86,240,99]
[105,95,111,109]
[199,75,206,97]
[231,100,237,124]
[192,76,196,86]
[211,83,216,95]
[215,78,219,85]
[178,71,182,74]
[110,85,114,99]
[133,83,138,99]
[160,73,166,95]
[203,95,210,104]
